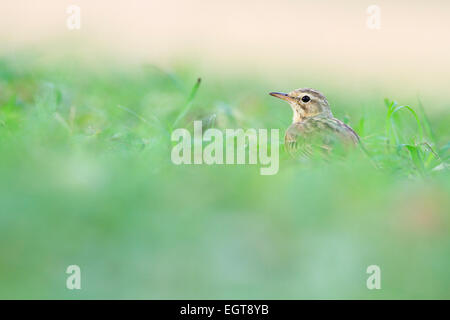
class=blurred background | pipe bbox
[0,0,449,299]
[2,0,450,105]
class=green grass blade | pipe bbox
[171,78,202,130]
[416,96,436,144]
[398,144,426,176]
[390,105,424,142]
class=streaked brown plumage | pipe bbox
[270,88,359,158]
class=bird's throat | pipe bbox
[292,112,304,123]
[292,111,332,124]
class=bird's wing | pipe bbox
[284,117,359,159]
[328,118,360,144]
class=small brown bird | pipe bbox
[270,88,359,159]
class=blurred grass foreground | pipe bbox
[0,55,449,299]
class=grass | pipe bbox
[0,55,449,299]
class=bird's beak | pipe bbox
[269,92,294,102]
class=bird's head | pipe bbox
[270,88,333,123]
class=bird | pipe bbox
[269,88,359,159]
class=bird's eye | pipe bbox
[302,95,311,103]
